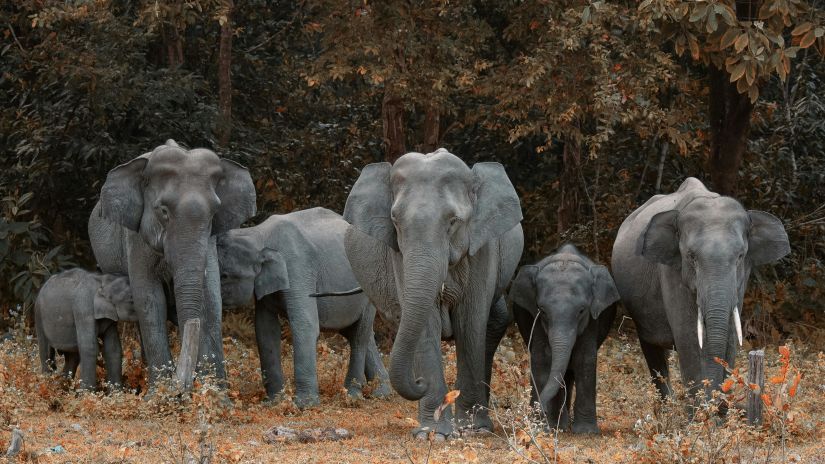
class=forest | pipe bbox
[0,0,824,462]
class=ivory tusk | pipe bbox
[733,305,743,346]
[697,306,704,349]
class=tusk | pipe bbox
[697,306,704,349]
[733,306,743,346]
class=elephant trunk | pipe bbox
[389,248,447,401]
[698,275,738,392]
[166,197,213,376]
[538,327,575,409]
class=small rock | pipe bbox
[46,445,65,454]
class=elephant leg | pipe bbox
[413,308,451,439]
[484,296,509,403]
[255,296,285,401]
[514,304,549,409]
[453,292,495,432]
[363,314,391,399]
[571,328,599,434]
[127,241,172,385]
[340,322,368,399]
[63,352,80,380]
[102,325,124,389]
[198,238,226,382]
[640,339,672,398]
[74,312,100,391]
[284,289,321,409]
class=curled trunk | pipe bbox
[389,250,446,400]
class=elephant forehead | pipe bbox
[392,151,471,181]
[147,147,222,177]
[218,233,259,266]
[680,197,747,224]
[537,261,590,292]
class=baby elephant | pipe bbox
[510,244,619,434]
[217,207,391,408]
[35,268,136,390]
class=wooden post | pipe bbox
[5,428,23,457]
[746,349,765,425]
[176,319,201,391]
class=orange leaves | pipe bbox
[721,378,734,393]
[789,371,802,398]
[433,389,460,422]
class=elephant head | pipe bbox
[640,196,789,391]
[344,149,522,400]
[216,228,289,308]
[93,274,137,322]
[509,244,619,406]
[98,140,256,365]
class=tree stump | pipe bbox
[176,319,201,391]
[746,349,765,425]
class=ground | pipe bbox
[0,310,823,463]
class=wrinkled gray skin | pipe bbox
[88,140,256,386]
[217,207,391,408]
[343,150,524,439]
[35,269,136,390]
[510,244,618,434]
[611,177,790,401]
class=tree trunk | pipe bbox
[216,0,234,147]
[382,91,406,163]
[164,24,183,68]
[557,136,580,235]
[421,105,441,152]
[707,65,753,197]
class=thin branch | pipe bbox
[7,23,25,53]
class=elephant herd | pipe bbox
[33,141,790,440]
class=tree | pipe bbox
[217,0,234,146]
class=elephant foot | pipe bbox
[293,393,321,410]
[571,421,599,435]
[456,426,493,438]
[412,425,452,442]
[262,391,289,407]
[369,382,393,399]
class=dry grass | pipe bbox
[0,312,822,463]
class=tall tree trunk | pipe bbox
[164,25,183,68]
[217,0,234,147]
[382,91,406,163]
[707,66,753,197]
[557,136,580,235]
[421,104,440,152]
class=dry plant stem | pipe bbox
[747,349,765,425]
[5,428,23,457]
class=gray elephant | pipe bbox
[611,177,790,401]
[35,269,136,390]
[510,244,618,434]
[88,140,256,387]
[342,149,524,439]
[216,207,392,407]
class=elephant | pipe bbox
[216,207,392,407]
[510,244,618,434]
[611,177,790,401]
[35,269,136,390]
[88,140,256,387]
[342,149,524,439]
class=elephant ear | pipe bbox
[640,209,681,266]
[343,163,397,251]
[469,163,523,256]
[213,159,257,235]
[509,265,538,315]
[589,265,619,319]
[748,210,790,266]
[254,248,289,299]
[99,157,148,231]
[93,275,119,321]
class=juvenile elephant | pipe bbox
[88,140,256,387]
[343,149,524,439]
[510,244,618,434]
[611,177,790,400]
[35,269,136,390]
[217,207,391,407]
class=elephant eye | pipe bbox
[156,205,170,222]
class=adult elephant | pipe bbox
[342,149,524,439]
[88,140,256,386]
[611,177,789,401]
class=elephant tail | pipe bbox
[309,287,364,298]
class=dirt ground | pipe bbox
[1,311,823,463]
